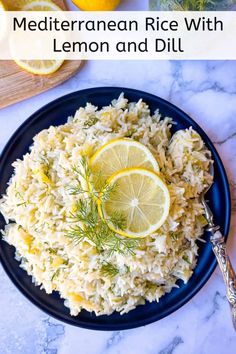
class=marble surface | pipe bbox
[1,2,236,354]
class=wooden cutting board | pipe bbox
[0,0,82,109]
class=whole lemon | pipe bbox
[72,0,120,11]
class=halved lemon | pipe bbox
[100,168,170,238]
[90,139,159,188]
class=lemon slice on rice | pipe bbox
[90,138,159,187]
[99,168,170,238]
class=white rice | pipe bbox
[0,94,212,316]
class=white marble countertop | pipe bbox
[1,2,236,354]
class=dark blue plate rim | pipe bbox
[0,87,231,330]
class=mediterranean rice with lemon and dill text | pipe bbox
[0,94,212,316]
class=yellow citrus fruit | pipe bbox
[3,0,27,9]
[90,138,159,188]
[72,0,120,11]
[2,0,26,10]
[21,0,62,10]
[10,0,63,75]
[3,0,62,10]
[13,59,64,75]
[0,1,7,10]
[100,168,170,238]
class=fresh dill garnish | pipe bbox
[66,184,86,196]
[15,191,26,207]
[99,182,117,202]
[38,153,50,166]
[101,262,119,277]
[67,204,139,256]
[38,153,52,179]
[66,157,140,256]
[170,232,179,241]
[109,212,127,231]
[83,116,99,128]
[71,156,92,186]
[51,269,60,281]
[16,202,27,207]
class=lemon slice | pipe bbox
[90,139,159,188]
[13,59,64,75]
[21,0,62,10]
[100,168,170,238]
[11,0,63,75]
[3,0,62,10]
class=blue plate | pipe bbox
[0,87,231,330]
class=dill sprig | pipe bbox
[83,116,99,128]
[66,157,139,256]
[66,184,87,196]
[38,153,50,166]
[72,156,91,181]
[101,262,119,277]
[15,191,26,207]
[67,200,139,256]
[51,269,60,281]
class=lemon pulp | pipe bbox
[11,0,64,75]
[90,138,159,188]
[100,168,170,238]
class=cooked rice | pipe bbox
[0,94,212,316]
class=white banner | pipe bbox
[0,11,236,60]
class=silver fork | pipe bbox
[200,163,236,330]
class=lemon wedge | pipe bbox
[90,139,159,187]
[72,0,120,11]
[100,168,170,238]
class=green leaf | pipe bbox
[65,157,140,256]
[101,262,119,277]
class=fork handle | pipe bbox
[211,230,236,330]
